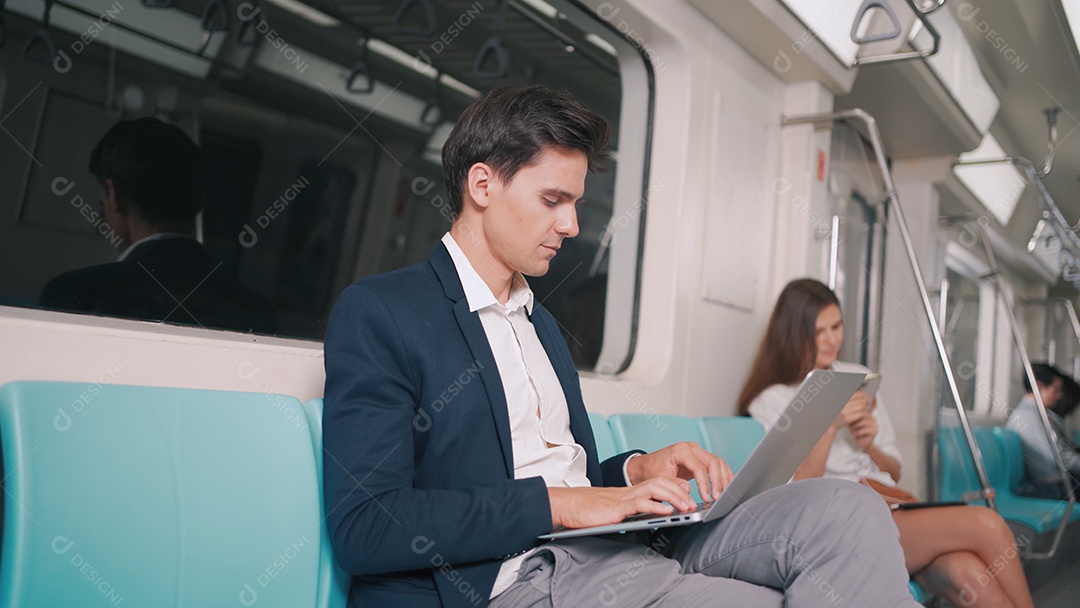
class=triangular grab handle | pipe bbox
[392,0,437,38]
[850,0,902,44]
[473,35,509,79]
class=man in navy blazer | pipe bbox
[323,86,920,607]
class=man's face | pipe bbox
[480,147,585,278]
[1040,376,1065,410]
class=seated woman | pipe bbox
[738,278,1033,608]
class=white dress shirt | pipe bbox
[440,233,590,598]
[1007,395,1080,483]
[747,360,903,488]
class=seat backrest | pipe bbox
[992,427,1026,492]
[607,414,709,502]
[0,381,322,608]
[302,399,351,608]
[697,416,765,472]
[588,412,618,462]
[607,413,707,454]
[936,425,1007,504]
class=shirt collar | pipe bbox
[117,232,194,261]
[441,232,534,314]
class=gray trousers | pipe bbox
[491,479,920,607]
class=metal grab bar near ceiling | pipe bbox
[780,108,997,512]
[849,0,942,66]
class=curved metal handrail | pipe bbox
[972,223,1075,560]
[781,108,996,511]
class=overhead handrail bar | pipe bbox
[507,0,617,76]
[972,222,1075,559]
[782,108,997,510]
[954,156,1080,274]
[40,0,234,66]
[851,0,941,66]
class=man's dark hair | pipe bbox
[1057,374,1080,417]
[1023,362,1062,393]
[89,117,202,224]
[442,85,611,215]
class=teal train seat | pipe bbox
[0,381,326,608]
[608,413,709,501]
[697,416,765,472]
[0,380,931,605]
[607,413,707,454]
[937,425,1080,535]
[301,399,351,608]
[588,411,618,462]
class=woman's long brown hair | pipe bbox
[736,278,841,415]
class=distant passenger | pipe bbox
[740,278,1033,608]
[1006,363,1080,499]
[39,117,275,334]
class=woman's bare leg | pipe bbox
[914,551,1009,607]
[892,506,1032,608]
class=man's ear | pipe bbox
[103,179,127,216]
[465,163,496,210]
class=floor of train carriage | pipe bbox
[1031,559,1080,608]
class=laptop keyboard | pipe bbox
[622,501,713,523]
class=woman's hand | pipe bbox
[848,410,879,451]
[830,390,870,430]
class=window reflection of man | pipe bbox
[39,117,275,334]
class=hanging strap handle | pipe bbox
[392,0,437,38]
[472,1,508,79]
[850,0,902,44]
[22,0,57,65]
[237,0,261,46]
[420,74,443,126]
[202,0,230,32]
[346,42,375,94]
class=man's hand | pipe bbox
[548,477,693,529]
[624,441,733,501]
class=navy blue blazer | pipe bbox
[323,243,638,607]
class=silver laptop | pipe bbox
[540,370,865,539]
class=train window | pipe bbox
[0,0,651,371]
[942,267,982,411]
